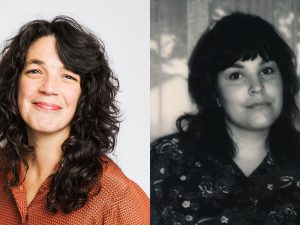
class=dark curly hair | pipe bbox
[0,16,120,213]
[177,12,300,162]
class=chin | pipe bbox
[32,128,60,134]
[247,112,279,129]
[248,120,276,131]
[29,123,69,135]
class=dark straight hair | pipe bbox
[177,12,300,162]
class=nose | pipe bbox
[248,76,264,96]
[38,75,59,95]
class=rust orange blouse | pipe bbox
[0,156,149,224]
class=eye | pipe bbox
[228,72,243,80]
[64,74,77,81]
[26,69,41,74]
[261,67,274,75]
[25,69,42,78]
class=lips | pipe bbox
[33,102,62,110]
[245,102,271,109]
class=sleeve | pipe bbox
[150,135,179,225]
[103,182,150,225]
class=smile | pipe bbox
[33,102,62,110]
[245,102,271,109]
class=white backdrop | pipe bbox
[0,0,149,195]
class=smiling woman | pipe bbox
[151,12,300,225]
[19,36,81,136]
[0,16,149,224]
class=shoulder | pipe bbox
[150,132,229,195]
[151,132,209,202]
[0,168,5,187]
[151,131,209,160]
[92,156,149,223]
[151,132,208,174]
[151,132,184,162]
[98,156,148,202]
[151,133,188,185]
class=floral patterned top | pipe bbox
[151,133,300,225]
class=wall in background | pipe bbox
[0,0,150,195]
[151,0,300,141]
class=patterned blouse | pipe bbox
[151,133,300,225]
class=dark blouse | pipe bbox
[151,133,300,225]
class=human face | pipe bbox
[18,36,81,135]
[217,56,283,133]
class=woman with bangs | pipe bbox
[151,12,300,225]
[0,16,149,224]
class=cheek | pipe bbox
[218,85,244,108]
[18,79,34,106]
[268,81,283,110]
[265,77,283,96]
[64,88,81,109]
[274,80,283,99]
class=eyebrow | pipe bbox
[24,58,80,77]
[230,62,244,68]
[25,59,45,66]
[25,59,71,71]
[230,60,273,69]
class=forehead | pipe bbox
[25,36,64,68]
[27,36,57,55]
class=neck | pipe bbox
[227,122,270,176]
[227,123,269,159]
[25,128,69,177]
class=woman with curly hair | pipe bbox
[151,12,300,224]
[0,16,149,224]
